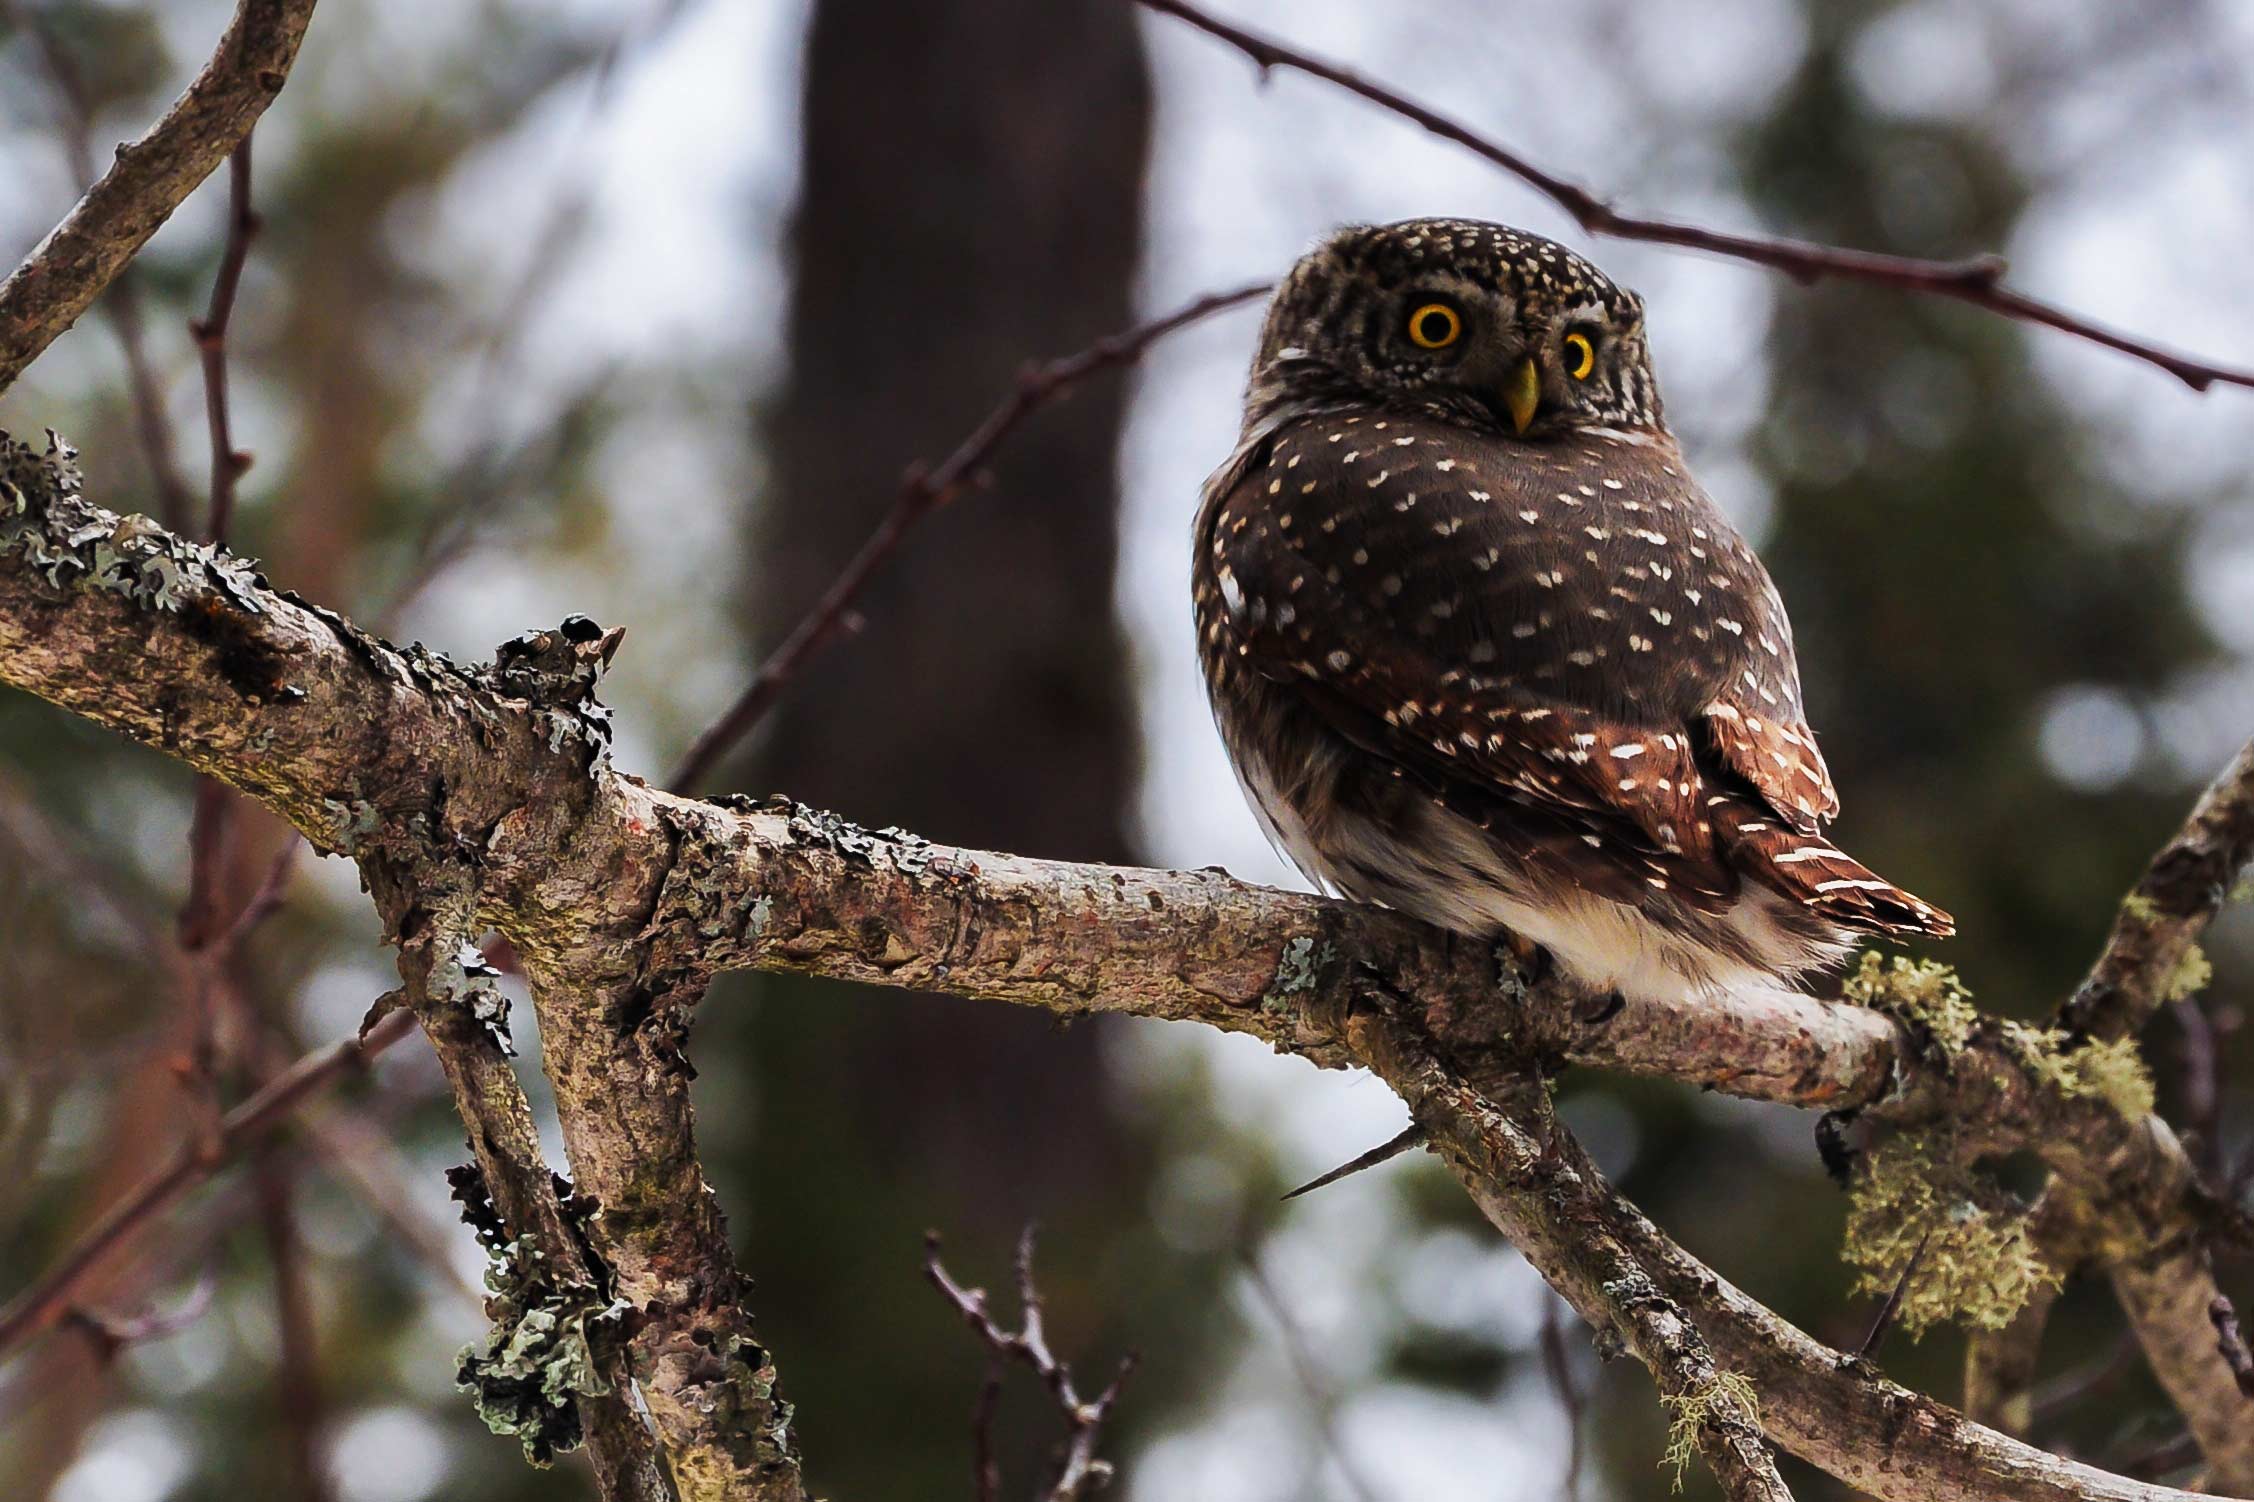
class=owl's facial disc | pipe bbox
[1248,219,1665,437]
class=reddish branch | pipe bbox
[669,282,1270,790]
[1132,0,2254,393]
[195,141,261,544]
[0,1007,418,1354]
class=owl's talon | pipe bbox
[1574,989,1627,1026]
[1494,931,1552,988]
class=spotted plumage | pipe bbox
[1194,219,1950,1005]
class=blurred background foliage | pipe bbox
[1,0,2250,1498]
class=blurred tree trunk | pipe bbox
[720,2,1167,1495]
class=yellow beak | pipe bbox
[1504,356,1541,436]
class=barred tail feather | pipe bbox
[1712,802,1954,938]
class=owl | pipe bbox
[1194,219,1951,1007]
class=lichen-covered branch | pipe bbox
[2060,737,2254,1044]
[1329,993,2206,1502]
[0,435,2238,1502]
[0,0,319,396]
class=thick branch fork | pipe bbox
[1,443,2244,1502]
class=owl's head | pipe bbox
[1246,218,1662,439]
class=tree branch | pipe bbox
[1130,0,2254,393]
[0,0,318,397]
[2059,736,2254,1043]
[1,437,2240,1502]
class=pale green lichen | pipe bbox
[2119,892,2162,924]
[2020,1028,2156,1121]
[1659,1370,1761,1491]
[2163,943,2213,1005]
[1842,1134,2059,1336]
[449,1165,623,1467]
[1843,951,1978,1055]
[1261,935,1331,1012]
[456,1240,625,1465]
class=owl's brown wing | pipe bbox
[1199,411,1950,935]
[1200,413,1740,906]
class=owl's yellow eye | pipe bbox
[1406,302,1462,349]
[1564,331,1597,380]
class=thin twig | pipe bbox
[1281,1123,1425,1200]
[669,282,1268,790]
[0,0,319,396]
[1856,1236,1930,1360]
[1239,1251,1381,1502]
[0,1004,416,1356]
[61,1265,219,1365]
[7,0,197,528]
[2032,1331,2143,1426]
[1132,0,2254,393]
[1540,1298,1588,1502]
[925,1227,1138,1502]
[194,140,260,545]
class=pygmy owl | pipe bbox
[1193,219,1951,1007]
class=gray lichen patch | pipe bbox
[424,939,515,1053]
[1842,1133,2060,1336]
[456,1239,627,1466]
[448,1162,625,1466]
[2,430,266,616]
[1261,934,1332,1012]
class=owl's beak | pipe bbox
[1504,356,1541,435]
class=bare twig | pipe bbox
[669,282,1268,790]
[925,1228,1138,1502]
[1239,1251,1381,1502]
[253,1151,331,1502]
[194,141,260,545]
[61,1266,218,1365]
[1132,0,2254,393]
[8,0,197,529]
[1280,1123,1425,1200]
[0,0,319,396]
[2032,1332,2142,1428]
[1539,1299,1589,1502]
[0,1005,417,1356]
[1855,1234,1930,1360]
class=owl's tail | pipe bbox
[1712,802,1955,938]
